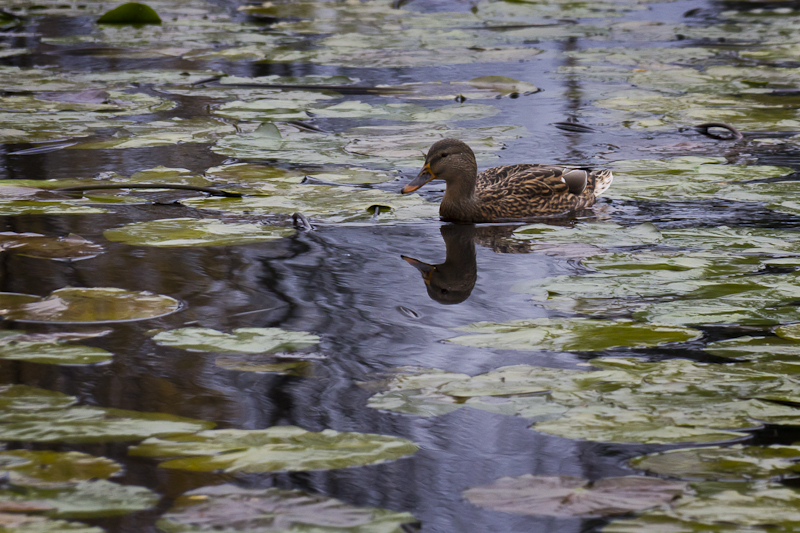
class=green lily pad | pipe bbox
[0,330,112,365]
[97,2,161,24]
[597,88,800,132]
[447,318,701,352]
[370,357,800,444]
[0,91,174,143]
[181,180,437,224]
[104,218,295,247]
[212,122,526,169]
[214,355,314,376]
[0,201,106,217]
[0,450,120,486]
[705,336,800,361]
[630,445,800,481]
[212,92,339,122]
[605,482,800,532]
[0,233,103,261]
[0,287,181,324]
[307,101,499,122]
[0,384,214,443]
[0,479,158,519]
[776,323,800,341]
[513,222,663,248]
[464,475,687,517]
[157,484,417,533]
[606,157,792,202]
[0,514,102,532]
[632,290,800,327]
[73,118,236,150]
[152,327,319,353]
[513,250,764,316]
[128,426,418,473]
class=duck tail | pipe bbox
[592,169,613,197]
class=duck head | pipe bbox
[401,139,478,194]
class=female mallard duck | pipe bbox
[401,139,613,222]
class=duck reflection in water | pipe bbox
[402,224,478,305]
[402,217,600,305]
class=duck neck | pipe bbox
[440,172,479,221]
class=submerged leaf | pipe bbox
[464,475,687,517]
[128,426,418,473]
[157,484,417,532]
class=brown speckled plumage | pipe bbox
[402,139,613,223]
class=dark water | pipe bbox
[3,0,800,531]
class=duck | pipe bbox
[401,139,613,223]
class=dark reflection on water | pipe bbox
[403,224,478,305]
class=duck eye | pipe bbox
[441,153,448,158]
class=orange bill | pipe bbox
[401,163,436,193]
[401,255,436,285]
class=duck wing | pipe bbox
[474,165,593,219]
[477,165,580,196]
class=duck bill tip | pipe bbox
[401,164,435,194]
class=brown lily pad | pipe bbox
[463,475,688,517]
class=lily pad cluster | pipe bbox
[368,357,800,444]
[512,223,800,326]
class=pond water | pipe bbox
[3,0,800,531]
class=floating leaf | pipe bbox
[447,318,700,352]
[513,222,663,248]
[370,357,800,444]
[0,287,181,324]
[776,323,800,341]
[0,514,102,532]
[104,218,295,247]
[0,479,158,519]
[705,336,800,361]
[128,426,418,473]
[0,233,103,261]
[464,475,687,517]
[605,482,800,532]
[0,450,120,487]
[157,484,417,533]
[630,445,800,481]
[97,2,161,24]
[606,157,792,202]
[181,181,437,224]
[0,330,112,365]
[215,355,313,376]
[0,384,213,443]
[73,118,236,150]
[152,327,319,353]
[212,122,526,169]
